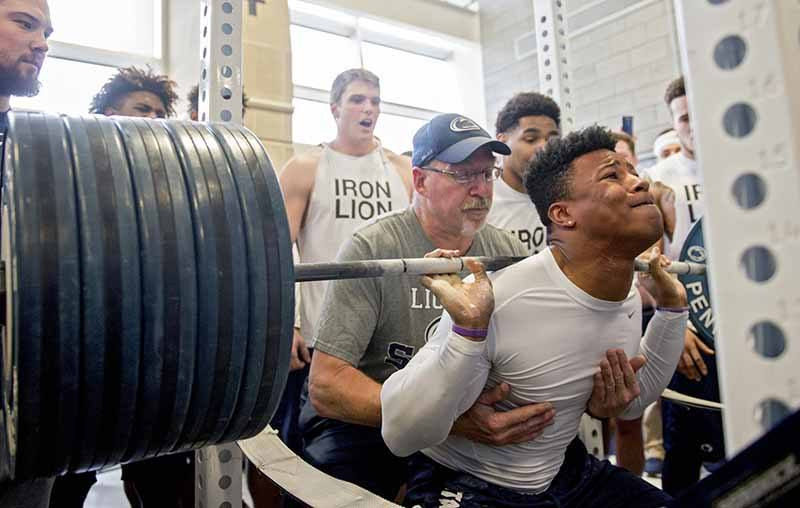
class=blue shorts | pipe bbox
[661,355,725,495]
[300,404,407,500]
[404,438,671,508]
[662,361,725,462]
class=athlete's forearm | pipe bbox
[620,309,687,419]
[381,330,489,457]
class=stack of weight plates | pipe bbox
[0,112,293,481]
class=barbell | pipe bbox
[0,112,713,481]
[293,256,705,282]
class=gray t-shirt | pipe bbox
[312,207,528,384]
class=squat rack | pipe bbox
[194,1,799,506]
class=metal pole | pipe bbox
[532,0,576,132]
[197,0,246,506]
[673,0,800,456]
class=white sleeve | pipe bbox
[619,310,687,420]
[380,311,491,457]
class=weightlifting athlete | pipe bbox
[302,115,643,501]
[487,92,560,255]
[381,126,687,507]
[640,76,724,495]
[0,0,53,506]
[89,66,178,119]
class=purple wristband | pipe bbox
[452,325,488,339]
[656,306,689,313]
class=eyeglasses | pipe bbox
[420,165,503,185]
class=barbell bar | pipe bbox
[292,257,706,283]
[0,112,713,483]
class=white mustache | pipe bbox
[461,198,490,211]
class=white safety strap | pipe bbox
[661,388,723,411]
[239,426,400,507]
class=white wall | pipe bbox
[301,0,481,42]
[477,0,683,156]
[568,0,682,154]
[477,0,538,134]
[163,0,201,119]
[165,0,487,128]
[296,0,487,127]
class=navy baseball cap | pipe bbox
[411,113,511,168]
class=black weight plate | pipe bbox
[113,117,180,461]
[163,121,221,451]
[206,124,269,443]
[11,112,60,479]
[24,113,65,477]
[120,119,180,461]
[43,113,81,475]
[190,124,249,447]
[184,123,242,446]
[234,127,294,436]
[224,126,286,437]
[232,126,291,436]
[92,116,142,470]
[678,218,714,347]
[78,116,133,471]
[113,118,162,464]
[144,119,198,456]
[62,115,108,472]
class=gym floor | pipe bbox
[84,468,255,508]
[80,458,660,507]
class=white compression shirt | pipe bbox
[381,248,686,493]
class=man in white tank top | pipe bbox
[281,68,413,370]
[487,93,560,255]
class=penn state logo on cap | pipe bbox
[686,245,707,263]
[450,116,481,133]
[411,113,510,167]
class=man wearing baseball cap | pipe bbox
[299,113,551,499]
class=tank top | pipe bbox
[297,141,410,341]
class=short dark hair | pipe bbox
[611,131,635,154]
[187,84,249,118]
[524,125,616,227]
[495,92,561,135]
[330,68,380,105]
[664,76,685,108]
[89,66,179,116]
